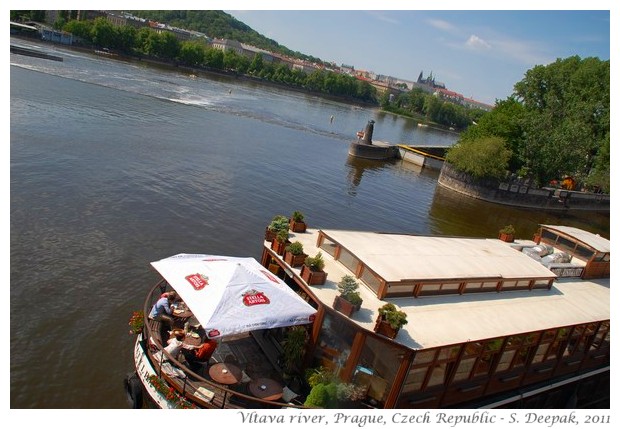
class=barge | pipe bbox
[128,224,609,408]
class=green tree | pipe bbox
[458,97,525,172]
[63,20,93,42]
[513,56,609,187]
[204,48,224,69]
[248,53,264,75]
[90,17,116,48]
[445,136,512,180]
[178,40,206,66]
[116,25,137,53]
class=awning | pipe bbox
[150,254,316,338]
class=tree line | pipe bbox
[57,17,377,103]
[379,87,487,131]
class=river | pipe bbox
[9,37,609,409]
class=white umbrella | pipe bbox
[150,254,316,339]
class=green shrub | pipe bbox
[304,252,325,271]
[285,241,304,255]
[445,136,512,179]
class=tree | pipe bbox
[178,40,206,66]
[458,97,525,172]
[156,32,181,60]
[248,53,264,75]
[513,56,609,187]
[445,136,512,180]
[63,20,93,42]
[90,17,116,48]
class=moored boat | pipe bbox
[129,224,609,409]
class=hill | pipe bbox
[128,10,323,64]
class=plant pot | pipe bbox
[301,264,327,285]
[289,220,307,233]
[268,262,281,275]
[265,227,277,242]
[373,315,399,339]
[333,295,358,317]
[271,239,290,256]
[284,251,307,268]
[498,233,514,243]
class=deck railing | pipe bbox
[142,279,305,409]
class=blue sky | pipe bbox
[226,7,611,105]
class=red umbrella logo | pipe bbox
[242,289,270,306]
[185,273,209,290]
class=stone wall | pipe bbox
[437,163,609,212]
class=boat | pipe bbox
[348,120,399,160]
[128,224,609,409]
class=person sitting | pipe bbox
[148,291,177,331]
[154,329,185,363]
[182,338,218,373]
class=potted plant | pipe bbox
[374,303,408,339]
[282,326,308,376]
[265,214,289,242]
[333,275,363,317]
[301,252,327,285]
[267,257,281,275]
[289,210,307,233]
[271,229,290,256]
[499,224,516,242]
[284,241,307,267]
[128,310,145,335]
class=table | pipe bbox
[172,307,193,319]
[208,362,243,385]
[182,333,202,349]
[248,377,283,401]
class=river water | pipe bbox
[9,37,609,409]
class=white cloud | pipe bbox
[465,35,491,50]
[367,11,400,25]
[427,19,459,33]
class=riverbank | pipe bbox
[11,34,379,109]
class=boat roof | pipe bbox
[288,229,610,350]
[320,229,555,281]
[541,224,610,253]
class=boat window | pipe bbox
[452,357,476,382]
[313,312,356,377]
[319,237,338,257]
[556,235,577,252]
[532,279,551,289]
[464,280,498,292]
[353,335,403,404]
[531,343,549,364]
[401,366,428,393]
[337,247,360,275]
[386,283,415,297]
[359,267,381,294]
[413,349,437,365]
[574,245,594,260]
[541,230,558,243]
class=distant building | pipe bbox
[211,38,244,56]
[416,70,445,89]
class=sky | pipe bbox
[225,7,611,105]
